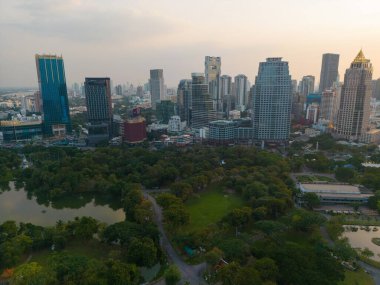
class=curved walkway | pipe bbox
[144,191,207,285]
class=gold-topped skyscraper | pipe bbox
[335,50,373,141]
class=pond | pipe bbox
[0,183,125,226]
[343,225,380,261]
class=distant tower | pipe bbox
[205,56,222,116]
[191,73,216,129]
[299,75,315,97]
[234,74,249,111]
[319,90,337,122]
[319,53,340,92]
[220,75,232,117]
[336,50,373,140]
[35,54,71,136]
[149,69,165,110]
[85,78,113,144]
[177,79,192,125]
[252,58,292,143]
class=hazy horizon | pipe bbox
[1,0,380,88]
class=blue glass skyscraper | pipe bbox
[252,57,292,143]
[35,54,72,135]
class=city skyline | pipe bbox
[1,0,380,88]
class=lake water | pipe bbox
[0,184,125,226]
[343,226,380,261]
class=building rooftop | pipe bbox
[352,49,369,64]
[300,183,361,194]
[0,120,42,127]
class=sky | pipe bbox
[0,0,380,88]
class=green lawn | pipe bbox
[30,239,117,266]
[183,186,243,232]
[338,269,375,285]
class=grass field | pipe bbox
[30,239,116,266]
[183,185,243,232]
[338,269,375,285]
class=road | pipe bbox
[144,191,207,285]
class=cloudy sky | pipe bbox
[0,0,379,88]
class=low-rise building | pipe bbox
[298,183,372,204]
[0,120,43,141]
[123,117,147,143]
[209,120,235,145]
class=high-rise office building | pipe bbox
[191,73,216,129]
[336,50,372,140]
[372,78,380,100]
[319,90,337,122]
[234,74,249,111]
[149,69,165,110]
[319,53,340,92]
[205,56,222,115]
[115,84,123,96]
[205,56,221,84]
[299,75,315,97]
[35,54,71,136]
[177,79,192,125]
[252,58,292,143]
[84,78,113,145]
[220,75,232,117]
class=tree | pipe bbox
[0,221,18,242]
[11,262,57,285]
[123,186,143,220]
[335,167,355,182]
[225,207,253,229]
[165,265,181,285]
[156,193,182,209]
[217,262,240,285]
[333,239,358,261]
[134,199,153,224]
[163,204,190,228]
[67,216,99,239]
[234,265,262,285]
[126,237,158,267]
[254,258,278,281]
[105,260,140,285]
[170,182,193,201]
[361,247,374,258]
[302,192,320,209]
[205,247,224,266]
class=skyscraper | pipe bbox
[299,75,315,97]
[35,54,72,136]
[234,74,249,111]
[372,78,380,100]
[336,50,373,140]
[85,78,113,145]
[220,75,232,116]
[177,79,192,125]
[319,53,340,92]
[205,56,221,84]
[149,69,165,110]
[205,56,222,115]
[252,58,292,143]
[319,90,337,122]
[191,73,216,129]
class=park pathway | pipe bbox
[144,191,207,285]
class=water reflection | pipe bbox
[343,225,380,261]
[0,183,125,226]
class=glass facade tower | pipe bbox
[35,54,71,135]
[252,58,292,143]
